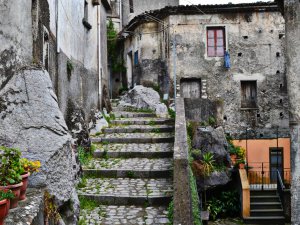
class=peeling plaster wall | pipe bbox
[168,12,288,139]
[124,21,170,93]
[46,0,104,120]
[124,11,289,139]
[0,0,33,84]
[122,0,179,27]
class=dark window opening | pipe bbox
[129,0,134,13]
[83,1,92,29]
[241,81,257,109]
[276,70,280,74]
[280,99,283,104]
[276,52,281,57]
[238,52,242,57]
[223,116,227,121]
[207,27,226,57]
[257,113,260,118]
[243,36,248,40]
[134,51,138,65]
[43,27,49,71]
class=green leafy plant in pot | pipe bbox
[0,146,23,209]
[0,190,14,225]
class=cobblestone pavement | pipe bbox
[78,178,173,197]
[80,205,169,225]
[78,106,173,224]
[84,158,173,170]
[94,132,174,139]
[94,143,173,153]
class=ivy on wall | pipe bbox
[107,19,126,73]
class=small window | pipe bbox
[207,27,226,57]
[241,81,257,108]
[43,27,49,71]
[83,1,92,29]
[134,51,138,65]
[129,0,134,13]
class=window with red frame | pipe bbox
[207,27,226,57]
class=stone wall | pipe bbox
[123,4,290,139]
[173,98,194,225]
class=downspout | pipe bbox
[97,5,102,109]
[56,0,60,53]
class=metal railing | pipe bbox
[247,162,290,190]
[277,169,285,209]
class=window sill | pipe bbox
[82,18,92,30]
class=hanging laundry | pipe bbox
[224,50,231,68]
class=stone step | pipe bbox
[77,178,173,206]
[250,195,281,203]
[91,132,174,144]
[244,216,285,224]
[250,202,282,210]
[111,118,174,126]
[250,190,278,196]
[114,112,156,118]
[83,158,173,178]
[103,125,174,134]
[93,143,173,158]
[250,209,284,217]
[80,204,169,225]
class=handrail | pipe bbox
[173,98,194,225]
[277,169,285,211]
[239,169,250,218]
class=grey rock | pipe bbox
[0,68,79,223]
[193,126,230,165]
[197,171,231,190]
[118,85,168,117]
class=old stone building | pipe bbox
[0,0,111,224]
[122,2,291,179]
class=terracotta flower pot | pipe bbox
[20,173,30,201]
[0,199,9,225]
[239,163,245,169]
[230,154,237,164]
[0,182,23,209]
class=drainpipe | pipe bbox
[97,5,102,109]
[172,29,177,108]
[56,0,60,53]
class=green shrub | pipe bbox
[168,108,176,119]
[207,190,240,220]
[201,152,215,177]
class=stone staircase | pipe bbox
[244,190,285,224]
[78,102,175,224]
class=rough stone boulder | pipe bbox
[0,68,79,224]
[193,126,230,165]
[118,85,168,117]
[196,171,232,190]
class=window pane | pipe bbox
[208,47,215,57]
[208,39,215,47]
[207,30,214,38]
[217,29,223,38]
[217,38,224,46]
[216,47,224,56]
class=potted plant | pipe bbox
[0,190,15,225]
[228,140,238,165]
[0,146,23,209]
[236,159,246,169]
[19,158,41,200]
